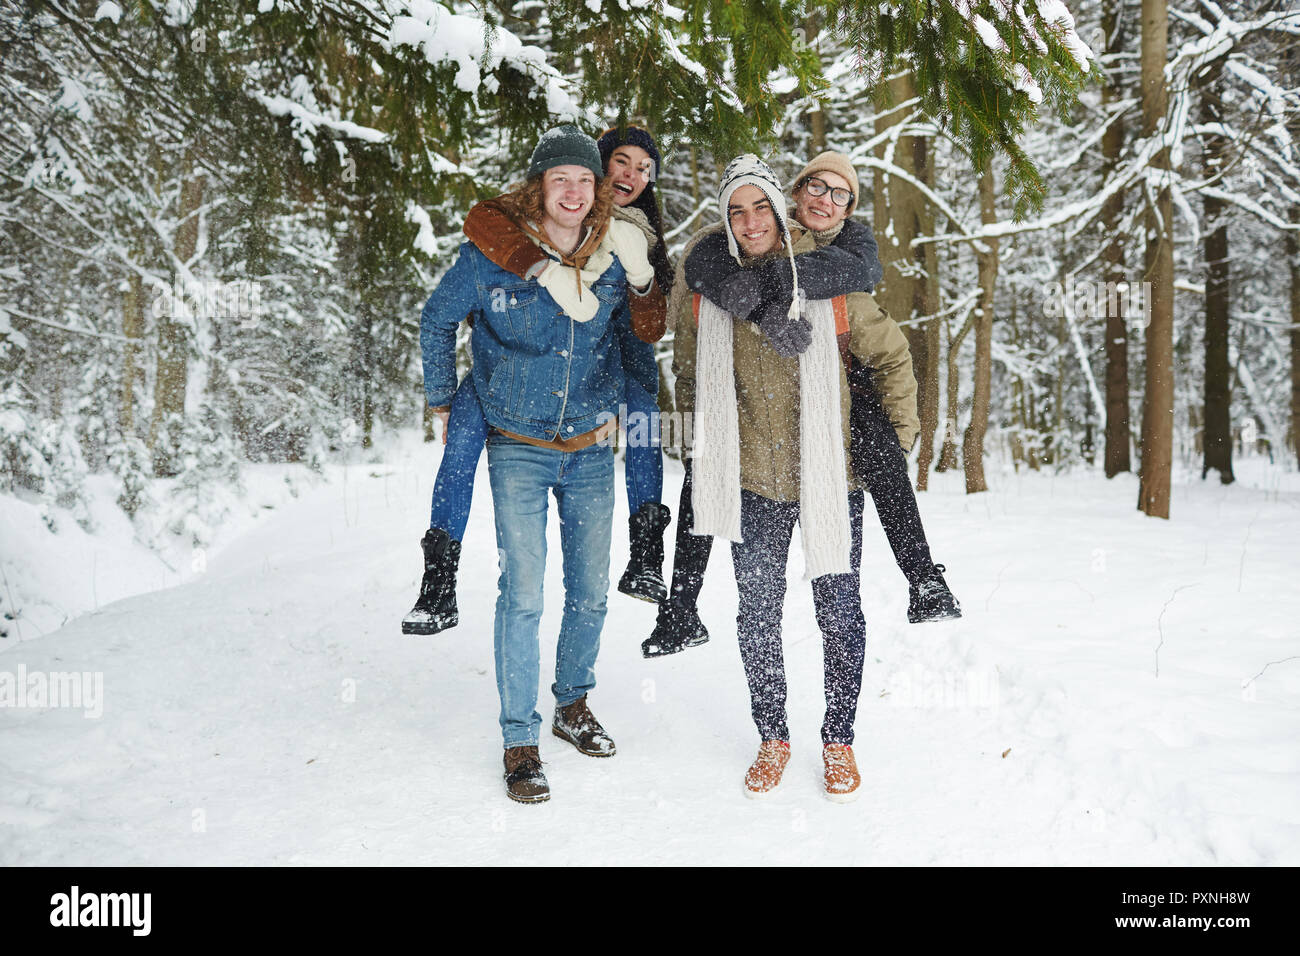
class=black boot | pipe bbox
[618,502,671,603]
[641,601,710,658]
[401,528,461,635]
[908,563,962,624]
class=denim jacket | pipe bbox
[421,241,636,443]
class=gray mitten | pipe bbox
[755,298,812,357]
[714,268,765,317]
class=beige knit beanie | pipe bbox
[794,151,860,211]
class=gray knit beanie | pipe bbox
[527,125,603,179]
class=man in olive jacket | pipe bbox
[671,155,918,803]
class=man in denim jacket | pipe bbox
[420,125,649,803]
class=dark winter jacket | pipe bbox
[683,214,884,322]
[671,222,919,502]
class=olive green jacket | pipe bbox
[671,221,919,502]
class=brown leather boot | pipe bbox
[552,695,616,757]
[744,740,791,798]
[503,746,550,804]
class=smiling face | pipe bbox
[540,165,597,233]
[606,144,653,207]
[727,184,781,257]
[793,169,853,231]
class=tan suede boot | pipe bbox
[743,740,791,798]
[822,743,861,803]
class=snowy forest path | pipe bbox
[1,437,1298,864]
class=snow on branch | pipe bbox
[254,74,386,165]
[657,25,744,113]
[1198,185,1300,232]
[92,2,121,24]
[943,0,1094,107]
[914,156,1134,246]
[1035,0,1094,73]
[388,0,582,120]
[404,201,437,257]
[1,303,130,343]
[254,94,386,152]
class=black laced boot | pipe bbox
[618,502,671,603]
[401,528,462,635]
[641,601,710,658]
[907,563,962,624]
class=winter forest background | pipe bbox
[2,1,1299,865]
[4,0,1299,548]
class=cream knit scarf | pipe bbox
[691,295,852,579]
[525,223,616,322]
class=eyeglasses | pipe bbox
[801,176,853,208]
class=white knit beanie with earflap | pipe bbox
[717,154,801,320]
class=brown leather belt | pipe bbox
[492,415,619,452]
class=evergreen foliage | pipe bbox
[0,0,1295,541]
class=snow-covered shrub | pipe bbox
[73,355,121,473]
[40,419,92,531]
[0,384,92,530]
[164,407,242,547]
[106,429,153,519]
[0,383,46,497]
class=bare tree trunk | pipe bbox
[1200,61,1233,484]
[1053,263,1067,466]
[872,74,941,489]
[804,13,827,154]
[1007,293,1027,470]
[149,167,204,477]
[1138,0,1174,518]
[964,162,998,492]
[810,103,828,155]
[873,73,922,472]
[120,273,144,434]
[1287,45,1300,471]
[873,73,917,327]
[912,134,941,490]
[1289,219,1300,469]
[361,305,375,450]
[690,145,699,208]
[1010,379,1026,470]
[936,314,965,472]
[1102,0,1132,477]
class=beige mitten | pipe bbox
[605,219,655,289]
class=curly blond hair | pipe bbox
[499,172,615,239]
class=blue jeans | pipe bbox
[485,435,615,749]
[622,376,663,514]
[428,376,488,541]
[430,373,661,539]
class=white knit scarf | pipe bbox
[691,295,852,579]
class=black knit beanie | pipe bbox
[596,125,662,182]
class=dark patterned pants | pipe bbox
[667,382,935,615]
[731,488,867,745]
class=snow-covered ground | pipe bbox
[2,434,1298,865]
